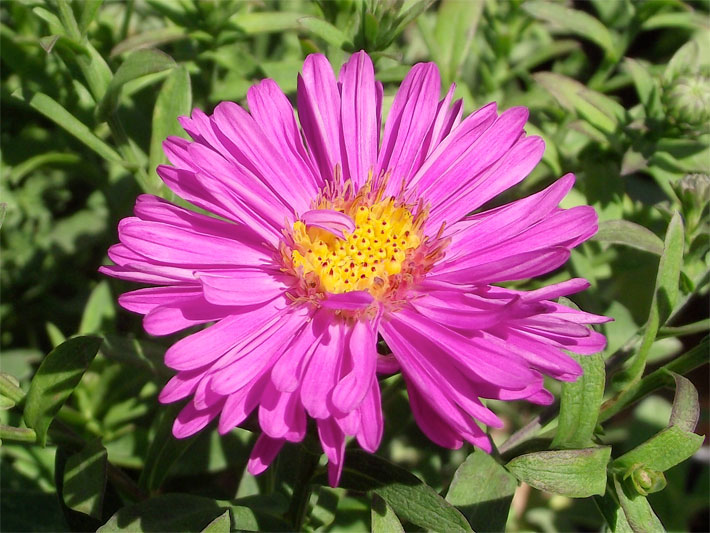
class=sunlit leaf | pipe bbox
[446,449,517,532]
[552,353,605,449]
[97,49,177,120]
[23,336,102,446]
[506,447,611,497]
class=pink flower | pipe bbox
[101,51,609,486]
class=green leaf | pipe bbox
[593,220,664,256]
[97,49,177,120]
[432,0,483,85]
[149,65,192,195]
[667,371,699,432]
[62,440,108,520]
[98,494,228,532]
[23,336,102,446]
[534,72,624,136]
[506,447,611,498]
[612,425,704,474]
[446,449,517,532]
[552,353,605,449]
[111,26,187,57]
[624,58,663,119]
[12,90,124,164]
[100,334,167,377]
[320,451,472,532]
[79,281,116,334]
[200,510,231,533]
[0,425,37,442]
[616,212,685,385]
[371,494,404,533]
[138,403,197,491]
[230,11,306,34]
[0,372,25,404]
[613,477,665,533]
[299,17,351,49]
[654,212,684,325]
[79,0,103,35]
[523,1,617,59]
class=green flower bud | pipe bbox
[664,74,710,132]
[623,463,667,496]
[672,173,710,236]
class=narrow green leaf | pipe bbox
[523,1,617,59]
[13,91,123,164]
[613,477,665,533]
[534,72,623,135]
[98,494,228,532]
[371,494,404,533]
[0,395,15,410]
[299,17,351,49]
[79,0,104,35]
[79,281,116,334]
[433,0,483,85]
[32,7,66,35]
[97,49,177,120]
[593,220,664,256]
[507,447,611,498]
[200,510,231,533]
[319,451,472,532]
[616,212,685,385]
[667,371,700,432]
[552,353,605,449]
[149,66,192,194]
[0,372,25,404]
[624,58,663,119]
[111,26,187,57]
[655,212,684,325]
[446,449,517,532]
[63,440,108,520]
[0,425,37,443]
[230,11,307,34]
[613,425,704,473]
[23,336,102,446]
[56,0,82,40]
[138,403,197,491]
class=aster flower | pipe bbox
[101,51,609,486]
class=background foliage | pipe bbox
[1,0,708,531]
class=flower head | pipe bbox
[101,51,609,486]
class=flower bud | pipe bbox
[623,463,667,496]
[663,74,710,132]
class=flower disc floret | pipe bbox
[291,199,421,296]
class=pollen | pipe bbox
[290,199,421,296]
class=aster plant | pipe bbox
[2,1,708,532]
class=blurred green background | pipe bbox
[1,0,708,531]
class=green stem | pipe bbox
[658,319,710,338]
[598,336,708,424]
[286,446,320,530]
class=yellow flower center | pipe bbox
[290,199,421,296]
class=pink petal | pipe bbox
[300,320,345,419]
[317,418,346,486]
[199,269,289,307]
[321,291,374,311]
[297,54,341,181]
[247,434,285,476]
[339,51,378,188]
[331,318,378,413]
[247,78,322,193]
[377,62,441,195]
[301,209,355,239]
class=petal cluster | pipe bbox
[101,51,608,486]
